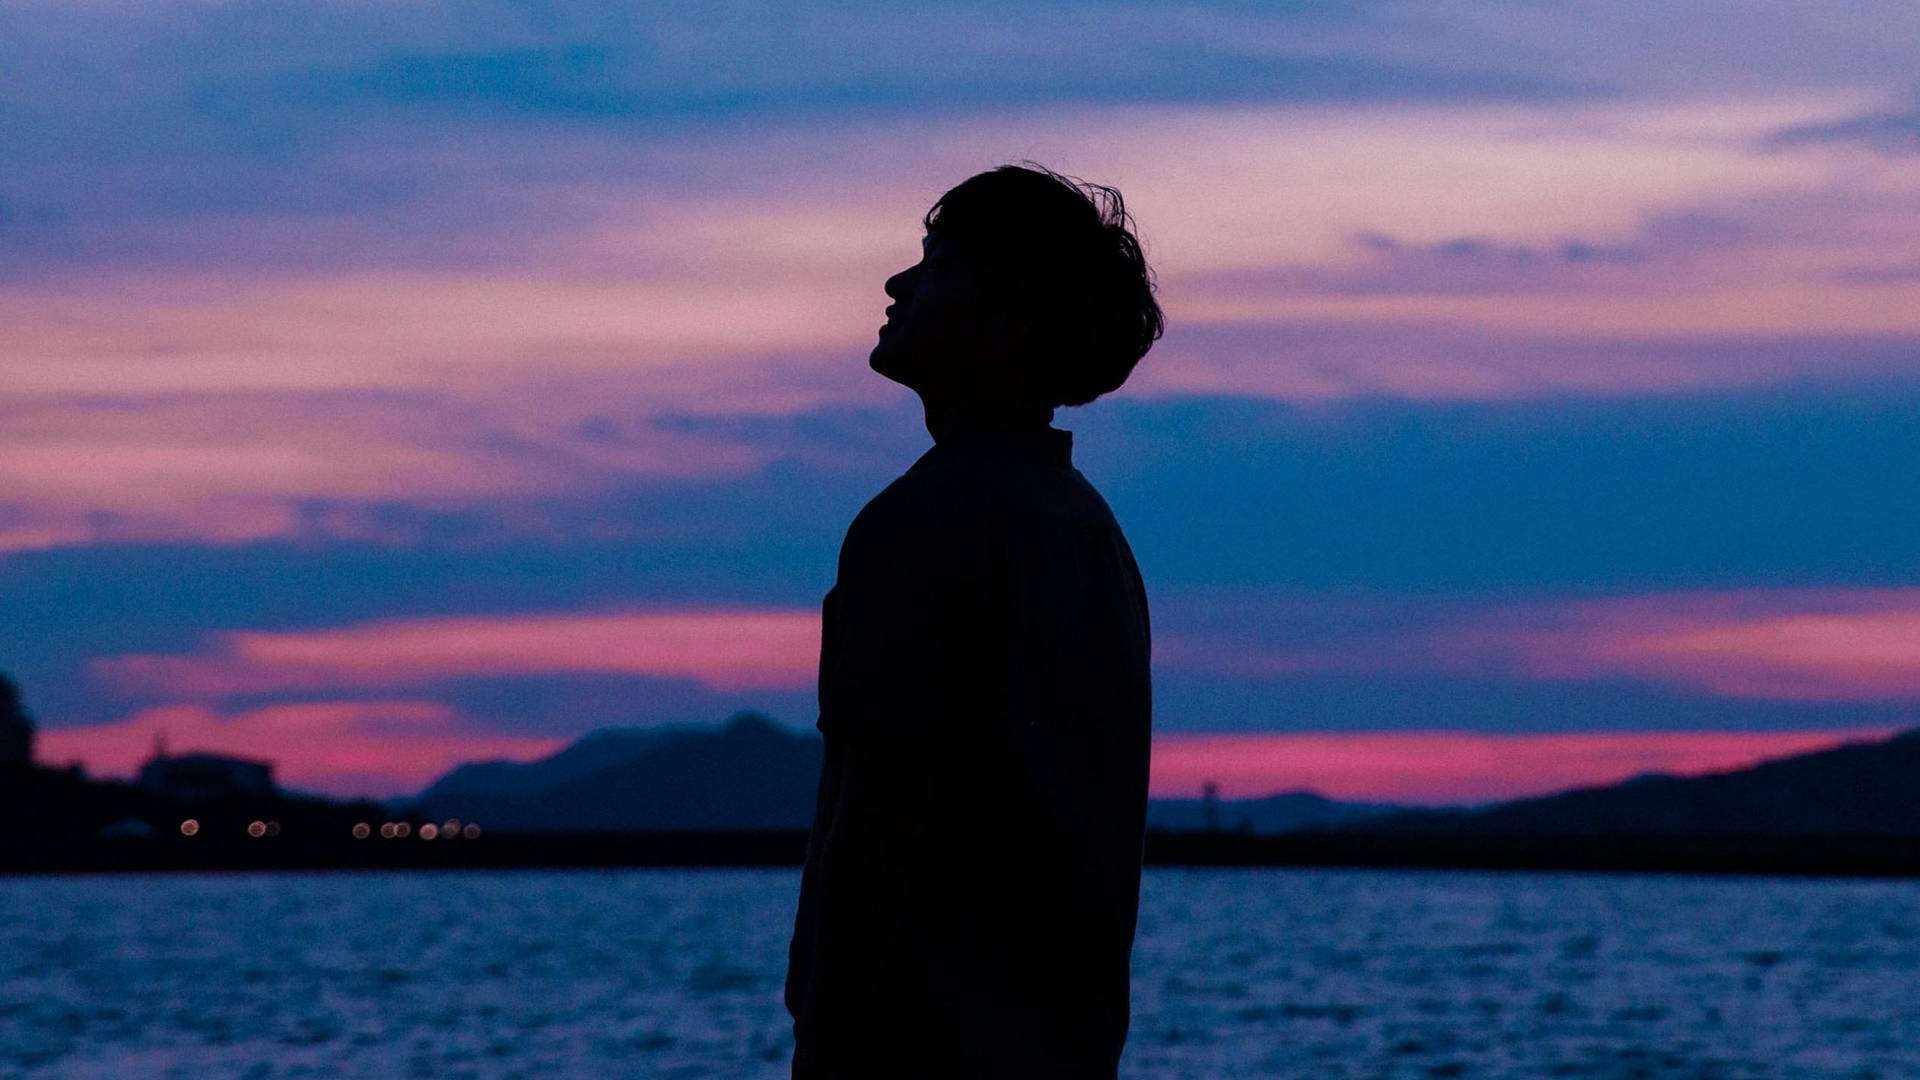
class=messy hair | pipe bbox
[923,164,1163,407]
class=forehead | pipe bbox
[920,229,972,262]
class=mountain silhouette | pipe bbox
[420,725,695,803]
[415,717,1920,836]
[1384,727,1920,834]
[415,714,1397,833]
[415,712,823,831]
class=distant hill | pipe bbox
[416,715,1405,834]
[415,713,823,831]
[419,725,694,803]
[417,721,1920,835]
[1148,791,1399,833]
[1383,727,1920,834]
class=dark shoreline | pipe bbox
[7,829,1920,878]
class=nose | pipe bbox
[884,264,918,302]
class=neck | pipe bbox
[921,394,1055,443]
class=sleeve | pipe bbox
[785,502,1007,1071]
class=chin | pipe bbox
[869,342,916,388]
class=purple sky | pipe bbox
[5,0,1919,800]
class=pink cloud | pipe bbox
[38,706,1902,805]
[1165,588,1920,704]
[0,378,803,553]
[98,609,824,698]
[1506,590,1920,702]
[1149,728,1900,804]
[39,700,1901,805]
[37,700,568,798]
[9,97,1920,554]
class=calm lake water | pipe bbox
[3,868,1917,1079]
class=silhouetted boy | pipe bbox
[786,165,1162,1078]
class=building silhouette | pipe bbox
[0,673,33,772]
[138,737,276,803]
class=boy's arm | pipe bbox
[787,507,1002,1072]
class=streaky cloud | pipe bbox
[230,43,1591,125]
[95,609,825,700]
[1769,107,1920,155]
[1150,728,1901,803]
[1160,588,1920,704]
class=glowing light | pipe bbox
[179,819,199,837]
[246,820,267,838]
[352,822,371,839]
[462,824,480,839]
[379,822,397,839]
[418,823,440,840]
[394,822,411,838]
[442,819,460,836]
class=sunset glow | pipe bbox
[1149,729,1900,804]
[7,1,1918,806]
[36,700,568,796]
[1167,589,1920,705]
[98,611,826,698]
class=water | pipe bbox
[2,869,1917,1079]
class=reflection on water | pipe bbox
[2,868,1917,1078]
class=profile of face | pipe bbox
[869,230,1022,399]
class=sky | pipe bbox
[5,0,1919,803]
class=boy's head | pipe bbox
[870,164,1162,409]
